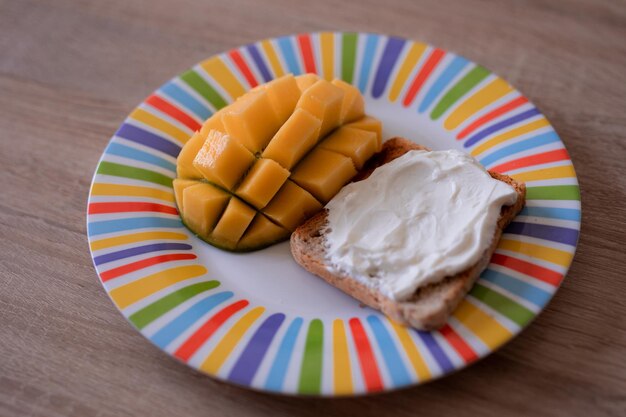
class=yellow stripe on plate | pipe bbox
[470,118,549,157]
[201,307,265,374]
[129,108,191,144]
[388,42,427,102]
[453,299,512,349]
[90,183,175,203]
[332,320,353,394]
[320,32,334,80]
[444,78,513,130]
[510,165,576,182]
[261,40,284,78]
[110,265,206,309]
[91,183,174,203]
[90,231,188,251]
[498,239,574,267]
[200,56,246,100]
[389,320,431,381]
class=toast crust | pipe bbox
[290,138,526,330]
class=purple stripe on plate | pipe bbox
[247,44,273,83]
[415,330,454,373]
[505,222,579,246]
[464,108,541,148]
[116,124,181,158]
[94,243,192,265]
[228,313,286,386]
[371,37,406,98]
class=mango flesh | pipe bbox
[344,116,383,149]
[262,108,321,170]
[192,130,255,190]
[222,89,281,152]
[182,183,230,237]
[174,74,382,251]
[290,148,357,203]
[331,79,365,124]
[236,158,290,209]
[237,214,290,250]
[211,198,256,248]
[173,178,200,212]
[296,79,344,138]
[295,73,320,92]
[318,126,379,169]
[263,181,323,231]
[260,74,301,123]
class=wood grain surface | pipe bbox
[1,0,625,416]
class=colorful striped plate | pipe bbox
[87,32,580,396]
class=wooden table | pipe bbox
[2,0,625,416]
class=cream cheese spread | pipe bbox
[324,149,518,301]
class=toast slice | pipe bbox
[290,137,526,330]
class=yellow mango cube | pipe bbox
[173,178,200,212]
[182,183,230,237]
[290,148,357,203]
[192,130,255,190]
[211,198,256,246]
[318,126,378,169]
[236,158,290,209]
[199,110,225,137]
[222,89,281,152]
[331,79,365,124]
[296,79,344,138]
[261,74,301,123]
[237,214,290,250]
[262,109,321,169]
[176,131,206,179]
[344,116,383,150]
[295,73,320,92]
[262,181,322,231]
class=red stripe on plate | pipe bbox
[456,96,528,140]
[146,95,201,132]
[174,300,249,361]
[403,48,445,107]
[349,318,383,392]
[491,253,563,286]
[88,202,178,215]
[439,324,477,363]
[297,34,317,74]
[228,49,258,88]
[100,253,197,281]
[490,149,570,173]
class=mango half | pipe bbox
[175,74,382,251]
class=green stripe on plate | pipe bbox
[97,161,173,187]
[129,281,220,329]
[431,66,490,120]
[471,283,535,326]
[526,185,580,201]
[298,319,324,394]
[180,70,227,110]
[341,33,358,84]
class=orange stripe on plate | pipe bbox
[444,78,513,130]
[388,42,427,102]
[200,56,246,100]
[388,321,431,380]
[332,320,353,394]
[109,265,206,309]
[320,32,334,80]
[453,300,512,349]
[200,307,265,374]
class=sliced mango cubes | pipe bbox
[174,73,383,251]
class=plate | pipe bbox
[87,32,581,396]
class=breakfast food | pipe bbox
[174,74,382,251]
[291,138,526,330]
